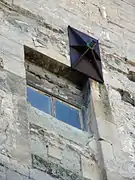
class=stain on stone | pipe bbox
[24,46,88,88]
[0,0,12,9]
[32,154,89,180]
[30,123,45,137]
[26,71,42,86]
[0,58,4,69]
[0,68,26,95]
[127,71,135,82]
[42,21,64,34]
[117,89,135,107]
[98,138,104,141]
[7,71,26,96]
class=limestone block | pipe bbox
[61,145,81,175]
[100,141,114,162]
[0,165,6,180]
[23,177,30,180]
[10,96,30,165]
[1,53,25,78]
[6,169,24,180]
[81,155,100,180]
[30,168,56,180]
[126,40,135,61]
[48,145,62,161]
[88,137,99,155]
[119,8,135,27]
[106,171,127,180]
[0,153,29,177]
[28,105,91,147]
[0,22,33,51]
[103,70,123,90]
[0,68,25,97]
[32,154,84,180]
[6,71,26,97]
[0,92,30,165]
[0,68,10,93]
[106,5,118,22]
[0,92,15,132]
[31,135,48,160]
[0,153,10,167]
[0,35,24,61]
[96,118,119,144]
[9,159,29,177]
[119,18,135,36]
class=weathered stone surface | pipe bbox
[0,68,26,96]
[0,153,29,177]
[0,68,30,165]
[32,154,88,180]
[100,141,114,162]
[28,105,92,147]
[26,61,84,107]
[2,53,25,78]
[30,168,56,180]
[12,97,30,164]
[61,145,81,175]
[29,118,96,177]
[96,118,119,144]
[81,155,100,180]
[127,71,135,82]
[6,170,24,180]
[117,89,135,107]
[0,0,135,179]
[106,171,129,180]
[48,145,62,161]
[31,136,48,159]
[0,34,24,61]
[0,165,6,180]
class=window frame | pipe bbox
[27,84,84,130]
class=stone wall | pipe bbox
[0,0,135,179]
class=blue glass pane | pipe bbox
[55,100,81,129]
[27,87,51,114]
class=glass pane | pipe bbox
[27,86,51,114]
[55,100,81,129]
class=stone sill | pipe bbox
[28,104,92,147]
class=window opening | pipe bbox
[25,46,91,132]
[55,99,81,129]
[27,86,82,129]
[27,86,51,114]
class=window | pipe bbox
[27,86,82,129]
[27,86,51,114]
[55,100,81,129]
[25,46,90,132]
